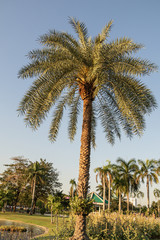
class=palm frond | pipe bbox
[49,96,68,142]
[95,20,113,44]
[68,94,81,141]
[98,104,121,144]
[69,17,88,49]
[106,37,143,56]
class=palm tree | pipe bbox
[69,179,77,198]
[116,158,138,212]
[153,188,160,216]
[112,172,126,213]
[96,183,108,199]
[27,161,46,214]
[18,18,157,239]
[136,159,158,210]
[153,188,160,199]
[95,166,108,211]
[46,194,62,228]
[46,194,54,223]
[133,191,144,213]
[103,160,113,211]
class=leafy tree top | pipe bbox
[18,18,157,146]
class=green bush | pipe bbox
[40,207,46,215]
[70,196,94,215]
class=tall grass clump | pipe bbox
[87,213,160,240]
[34,213,160,239]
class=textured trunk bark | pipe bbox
[71,215,90,240]
[70,98,92,240]
[147,176,150,209]
[103,175,106,211]
[108,178,110,211]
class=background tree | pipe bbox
[31,159,62,207]
[136,159,158,209]
[153,188,160,216]
[27,159,62,214]
[51,195,63,231]
[18,17,157,239]
[0,157,28,211]
[116,158,138,212]
[104,160,113,211]
[0,158,62,213]
[69,179,77,198]
[96,183,108,199]
[0,188,15,212]
[95,166,108,211]
[46,194,55,223]
[112,171,126,213]
[133,191,144,213]
[27,161,46,214]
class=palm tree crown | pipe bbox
[154,188,160,199]
[18,18,157,146]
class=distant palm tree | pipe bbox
[153,188,160,199]
[96,183,108,199]
[153,188,160,216]
[116,158,138,212]
[133,191,144,213]
[95,167,108,211]
[18,17,157,239]
[46,194,54,223]
[69,179,77,198]
[103,160,113,211]
[112,172,126,213]
[27,161,46,214]
[136,159,158,209]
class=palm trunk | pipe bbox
[14,190,20,212]
[51,205,53,224]
[119,191,121,213]
[108,178,111,211]
[72,186,74,198]
[147,176,150,209]
[71,97,92,240]
[30,177,36,214]
[127,191,129,213]
[33,197,37,214]
[103,175,106,211]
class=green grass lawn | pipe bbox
[0,212,69,238]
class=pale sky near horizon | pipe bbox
[0,0,160,206]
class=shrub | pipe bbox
[40,207,46,215]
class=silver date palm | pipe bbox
[18,18,157,239]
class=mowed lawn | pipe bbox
[0,212,69,237]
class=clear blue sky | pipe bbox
[0,0,160,205]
